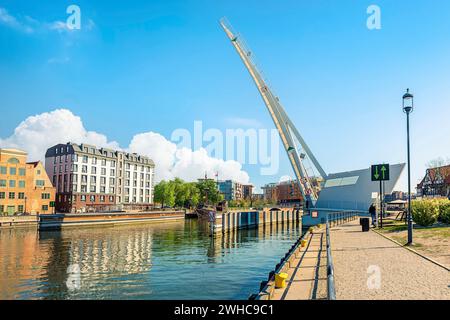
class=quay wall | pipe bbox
[214,208,302,234]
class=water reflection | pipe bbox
[0,220,301,300]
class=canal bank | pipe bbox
[0,218,304,300]
[38,211,186,230]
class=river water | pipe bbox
[0,220,302,300]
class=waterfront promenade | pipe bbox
[331,220,450,300]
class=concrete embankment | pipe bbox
[212,208,302,234]
[39,211,186,231]
[0,216,39,229]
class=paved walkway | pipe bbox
[330,220,450,300]
[271,231,328,300]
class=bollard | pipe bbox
[275,273,288,289]
[301,239,307,248]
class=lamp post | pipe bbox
[403,88,414,245]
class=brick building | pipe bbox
[417,165,450,198]
[0,149,55,215]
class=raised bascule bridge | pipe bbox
[220,18,405,226]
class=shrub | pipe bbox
[438,202,450,224]
[411,201,439,227]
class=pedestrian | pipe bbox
[369,203,377,227]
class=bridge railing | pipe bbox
[326,211,359,300]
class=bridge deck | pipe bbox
[330,220,450,300]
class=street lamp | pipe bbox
[403,88,414,245]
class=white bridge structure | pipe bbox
[220,18,405,223]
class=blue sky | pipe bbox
[1,0,450,192]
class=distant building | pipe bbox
[217,180,244,201]
[242,184,254,200]
[384,191,405,203]
[45,143,155,213]
[0,148,55,215]
[262,183,278,202]
[276,180,303,207]
[417,165,450,198]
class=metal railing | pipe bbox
[326,211,358,300]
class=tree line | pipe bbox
[154,178,224,209]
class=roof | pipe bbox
[388,200,407,204]
[0,148,27,155]
[418,165,450,187]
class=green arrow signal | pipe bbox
[374,166,380,180]
[381,165,387,180]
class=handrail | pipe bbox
[325,211,358,300]
[326,219,336,300]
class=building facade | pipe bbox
[217,180,244,201]
[417,165,450,198]
[262,183,278,203]
[0,149,55,215]
[276,180,303,206]
[242,184,254,200]
[45,143,155,213]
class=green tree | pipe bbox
[196,179,223,205]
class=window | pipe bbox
[91,167,97,174]
[36,180,45,187]
[100,195,105,202]
[100,177,106,185]
[81,185,87,193]
[19,181,25,188]
[90,176,97,184]
[9,192,15,199]
[37,170,41,175]
[18,168,26,176]
[0,180,5,187]
[101,159,107,166]
[109,196,114,202]
[111,169,115,176]
[72,154,78,162]
[0,205,4,213]
[81,195,86,202]
[72,164,78,172]
[90,195,95,202]
[82,166,88,173]
[92,157,97,165]
[90,185,96,193]
[100,186,106,193]
[0,166,7,174]
[7,158,19,164]
[18,193,25,199]
[42,193,51,200]
[101,168,106,176]
[9,180,16,188]
[9,168,17,175]
[82,156,88,163]
[42,205,49,211]
[0,192,5,199]
[18,205,24,213]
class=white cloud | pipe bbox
[0,7,95,35]
[0,7,33,33]
[0,109,120,162]
[0,109,251,185]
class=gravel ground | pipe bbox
[330,220,450,300]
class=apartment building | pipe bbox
[45,143,155,213]
[0,148,55,215]
[217,180,244,201]
[242,184,254,200]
